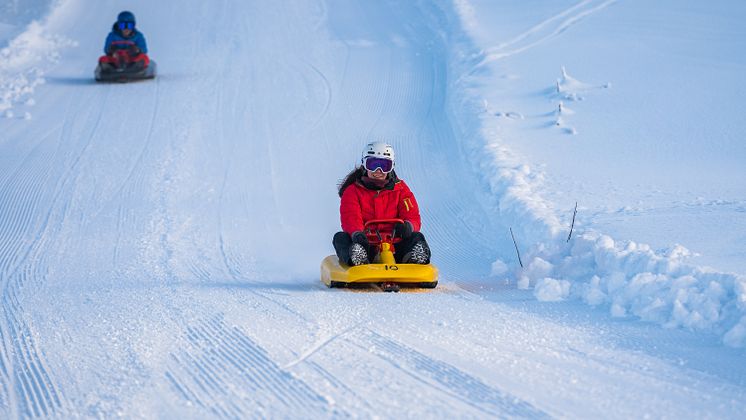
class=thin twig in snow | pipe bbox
[510,227,523,268]
[567,202,577,242]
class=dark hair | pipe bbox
[337,166,399,197]
[338,166,365,197]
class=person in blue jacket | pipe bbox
[99,11,150,69]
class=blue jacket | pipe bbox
[104,24,148,54]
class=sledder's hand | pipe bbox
[393,221,413,239]
[129,46,141,56]
[351,231,369,247]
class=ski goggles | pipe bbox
[118,21,135,30]
[363,157,394,173]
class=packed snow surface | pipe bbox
[0,0,745,418]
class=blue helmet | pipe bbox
[117,11,136,25]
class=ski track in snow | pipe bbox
[476,0,617,66]
[166,315,330,418]
[357,329,548,418]
[0,67,117,416]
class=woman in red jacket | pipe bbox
[333,141,431,266]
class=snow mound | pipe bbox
[550,67,609,134]
[554,66,609,101]
[534,277,571,301]
[0,18,74,118]
[510,230,746,347]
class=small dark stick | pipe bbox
[510,227,523,268]
[567,202,578,242]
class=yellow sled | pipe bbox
[321,220,438,290]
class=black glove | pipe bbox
[129,46,141,55]
[106,45,115,55]
[351,231,369,247]
[393,221,414,239]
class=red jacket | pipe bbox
[340,177,421,234]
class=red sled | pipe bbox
[95,49,156,83]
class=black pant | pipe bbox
[333,231,429,265]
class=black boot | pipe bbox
[396,232,431,264]
[403,240,430,264]
[334,231,375,266]
[349,243,369,266]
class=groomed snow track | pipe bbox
[0,0,745,418]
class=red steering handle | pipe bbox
[363,218,404,245]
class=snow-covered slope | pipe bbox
[1,0,744,418]
[450,0,746,346]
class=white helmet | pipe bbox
[361,141,395,165]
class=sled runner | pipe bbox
[321,219,438,291]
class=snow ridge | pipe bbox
[448,0,746,348]
[0,3,74,120]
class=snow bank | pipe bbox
[0,0,74,119]
[445,0,746,348]
[516,232,746,344]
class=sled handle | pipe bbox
[363,218,404,229]
[364,219,405,245]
